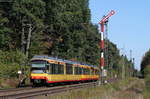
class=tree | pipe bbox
[0,0,134,73]
[0,4,12,50]
[141,49,150,76]
[0,0,45,57]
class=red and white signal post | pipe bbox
[99,10,115,83]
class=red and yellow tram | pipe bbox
[30,56,99,86]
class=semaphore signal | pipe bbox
[99,10,115,70]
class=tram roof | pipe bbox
[32,55,98,69]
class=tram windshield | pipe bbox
[31,70,45,73]
[32,63,45,68]
[31,60,46,73]
[31,60,46,68]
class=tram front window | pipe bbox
[32,63,45,68]
[31,69,45,73]
[31,60,46,73]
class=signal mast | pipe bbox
[99,10,115,80]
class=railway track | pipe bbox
[0,87,32,93]
[0,82,97,99]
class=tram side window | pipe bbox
[66,63,73,74]
[47,63,64,74]
[95,70,99,75]
[80,67,84,75]
[46,64,52,74]
[87,68,90,75]
[52,64,57,74]
[83,68,90,75]
[82,68,84,74]
[79,67,82,74]
[75,67,82,75]
[83,68,86,75]
[58,64,64,74]
[75,67,78,75]
[91,69,94,75]
[84,68,86,75]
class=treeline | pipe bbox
[141,49,150,76]
[0,0,134,78]
[0,0,100,65]
[105,40,134,77]
[141,49,150,98]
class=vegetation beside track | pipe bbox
[143,68,150,99]
[141,49,150,99]
[0,50,27,88]
[42,78,137,99]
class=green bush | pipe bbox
[0,63,20,78]
[0,50,27,64]
[144,68,150,89]
[144,67,150,76]
[0,50,27,78]
[143,68,150,99]
[145,75,150,90]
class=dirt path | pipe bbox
[110,79,144,99]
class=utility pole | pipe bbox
[132,58,135,76]
[120,48,125,79]
[129,50,132,76]
[122,55,125,79]
[98,10,115,84]
[130,50,132,61]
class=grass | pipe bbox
[143,68,150,99]
[47,77,137,99]
[143,89,150,99]
[0,78,19,89]
[143,74,150,99]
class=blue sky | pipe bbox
[89,0,150,70]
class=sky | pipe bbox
[89,0,150,70]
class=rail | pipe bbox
[0,82,97,99]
